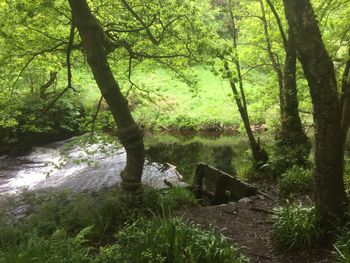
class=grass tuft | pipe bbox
[271,203,322,251]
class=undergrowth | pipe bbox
[271,203,322,251]
[266,141,311,179]
[0,187,245,263]
[334,227,350,263]
[97,217,249,263]
[278,166,313,199]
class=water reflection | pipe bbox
[145,134,249,182]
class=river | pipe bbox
[0,133,253,196]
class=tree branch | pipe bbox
[36,11,76,119]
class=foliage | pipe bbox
[334,227,350,263]
[0,187,196,244]
[0,0,348,136]
[278,166,313,198]
[129,67,267,131]
[83,110,116,134]
[96,217,249,263]
[143,187,197,212]
[0,226,93,263]
[271,203,323,251]
[0,0,349,261]
[266,142,311,178]
[0,93,84,146]
[0,187,200,262]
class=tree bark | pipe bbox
[226,63,268,166]
[283,0,347,226]
[264,0,309,155]
[68,0,145,204]
[280,30,309,150]
[340,47,350,146]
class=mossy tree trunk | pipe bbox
[263,0,310,164]
[68,0,145,204]
[283,0,347,227]
[280,30,310,157]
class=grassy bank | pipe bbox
[81,66,278,132]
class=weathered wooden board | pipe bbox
[193,163,257,205]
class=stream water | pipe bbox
[0,133,252,197]
[0,137,187,196]
[145,133,251,181]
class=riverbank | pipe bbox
[0,131,347,262]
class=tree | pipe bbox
[340,46,350,146]
[68,0,145,204]
[261,0,309,165]
[0,0,203,116]
[225,0,268,167]
[282,0,348,228]
[0,0,205,201]
[208,0,268,167]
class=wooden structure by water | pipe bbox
[193,163,257,205]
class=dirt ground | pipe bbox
[176,191,333,263]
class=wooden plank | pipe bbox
[193,163,257,204]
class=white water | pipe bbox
[0,138,186,196]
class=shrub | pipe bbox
[271,203,322,251]
[267,142,311,178]
[278,166,313,198]
[97,217,249,263]
[82,110,115,133]
[0,93,84,146]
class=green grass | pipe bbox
[78,66,275,131]
[130,67,270,130]
[0,187,196,244]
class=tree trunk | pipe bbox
[228,74,268,166]
[68,0,145,204]
[280,30,309,153]
[259,0,285,114]
[40,71,57,99]
[264,0,309,157]
[283,0,347,226]
[340,47,350,146]
[227,0,268,167]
